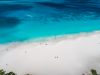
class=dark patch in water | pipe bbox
[63,0,100,12]
[64,0,91,3]
[35,1,100,17]
[0,4,33,15]
[0,17,20,28]
[34,1,100,21]
[35,2,67,9]
[0,0,13,1]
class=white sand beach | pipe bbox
[0,31,100,75]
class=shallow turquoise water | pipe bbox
[0,0,100,43]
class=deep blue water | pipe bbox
[0,0,100,43]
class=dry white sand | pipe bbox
[0,31,100,75]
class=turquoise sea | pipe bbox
[0,0,100,43]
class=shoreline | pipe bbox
[0,31,100,75]
[0,30,100,55]
[0,30,100,75]
[1,30,100,45]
